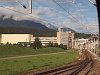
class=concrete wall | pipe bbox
[57,31,74,48]
[30,36,57,46]
[30,31,74,47]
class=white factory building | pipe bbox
[29,36,57,46]
[0,28,75,48]
[0,34,29,44]
[74,38,89,50]
[29,28,74,48]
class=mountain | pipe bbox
[46,23,58,31]
[0,16,50,30]
[0,16,57,36]
[59,27,76,33]
[0,15,76,37]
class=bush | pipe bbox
[54,43,59,47]
[59,44,67,50]
[48,42,53,47]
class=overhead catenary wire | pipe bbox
[0,6,50,25]
[34,1,73,27]
[0,0,97,33]
[74,1,98,34]
[52,0,98,33]
[74,2,92,33]
[52,0,86,29]
[35,0,82,28]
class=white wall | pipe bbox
[30,36,57,46]
[1,34,30,44]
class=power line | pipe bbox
[74,2,92,33]
[52,0,97,33]
[34,1,71,26]
[74,1,98,34]
[0,6,49,25]
[35,0,86,29]
[52,0,85,27]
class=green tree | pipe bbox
[34,37,42,49]
[54,43,58,47]
[63,45,67,50]
[6,42,12,45]
[6,42,10,45]
[30,43,34,47]
[49,42,53,47]
[59,43,64,48]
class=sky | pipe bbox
[0,0,98,33]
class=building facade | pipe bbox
[74,38,88,50]
[30,36,57,46]
[30,28,74,48]
[57,28,74,48]
[0,34,30,44]
[0,28,75,48]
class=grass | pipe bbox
[0,50,79,75]
[0,45,65,58]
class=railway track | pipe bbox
[26,50,94,75]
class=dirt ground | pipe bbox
[88,51,100,75]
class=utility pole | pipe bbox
[29,0,32,14]
[95,0,100,56]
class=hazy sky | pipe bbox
[0,0,98,33]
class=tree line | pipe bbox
[2,37,67,50]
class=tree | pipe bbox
[6,42,10,45]
[54,43,58,47]
[49,42,53,47]
[63,45,67,50]
[59,44,67,50]
[6,42,12,45]
[30,43,34,47]
[34,37,42,49]
[59,43,64,48]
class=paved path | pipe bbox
[0,51,66,60]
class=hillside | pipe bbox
[0,16,76,37]
[0,16,57,36]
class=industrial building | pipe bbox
[29,28,74,48]
[0,34,30,44]
[0,28,75,48]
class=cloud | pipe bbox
[0,6,27,18]
[0,0,98,33]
